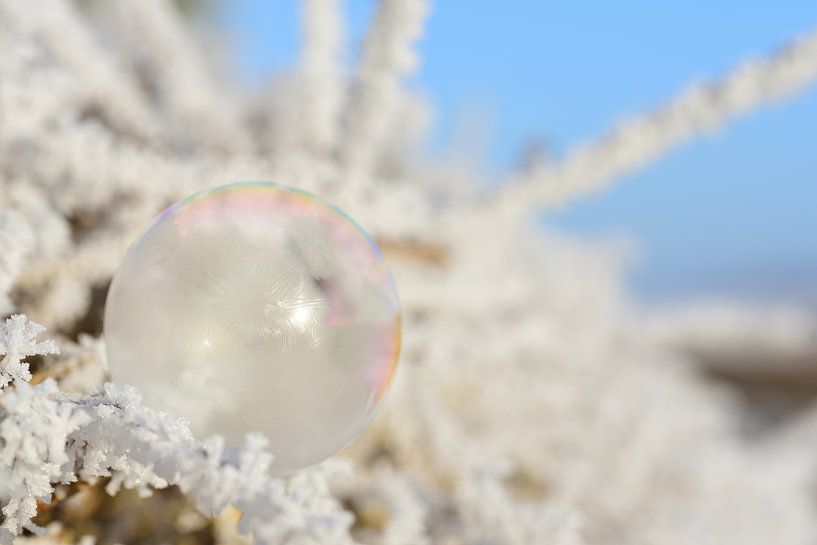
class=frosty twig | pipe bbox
[490,25,817,217]
[339,0,430,184]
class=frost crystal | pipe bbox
[0,373,353,545]
[0,315,58,389]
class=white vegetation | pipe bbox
[489,26,817,217]
[0,323,353,544]
[1,1,817,544]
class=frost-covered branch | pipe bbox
[258,0,347,190]
[96,0,249,151]
[489,25,817,217]
[0,0,159,140]
[298,0,345,157]
[0,316,354,545]
[338,0,430,183]
[0,315,58,390]
[0,380,355,545]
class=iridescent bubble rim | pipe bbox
[133,181,401,400]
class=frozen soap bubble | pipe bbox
[104,182,401,474]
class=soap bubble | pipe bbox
[104,182,401,474]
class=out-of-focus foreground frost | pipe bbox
[2,1,817,544]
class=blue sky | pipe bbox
[216,1,817,304]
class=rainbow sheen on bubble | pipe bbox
[104,182,401,474]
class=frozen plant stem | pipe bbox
[0,315,353,545]
[488,25,817,219]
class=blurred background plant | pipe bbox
[2,1,817,545]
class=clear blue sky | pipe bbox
[216,1,817,305]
